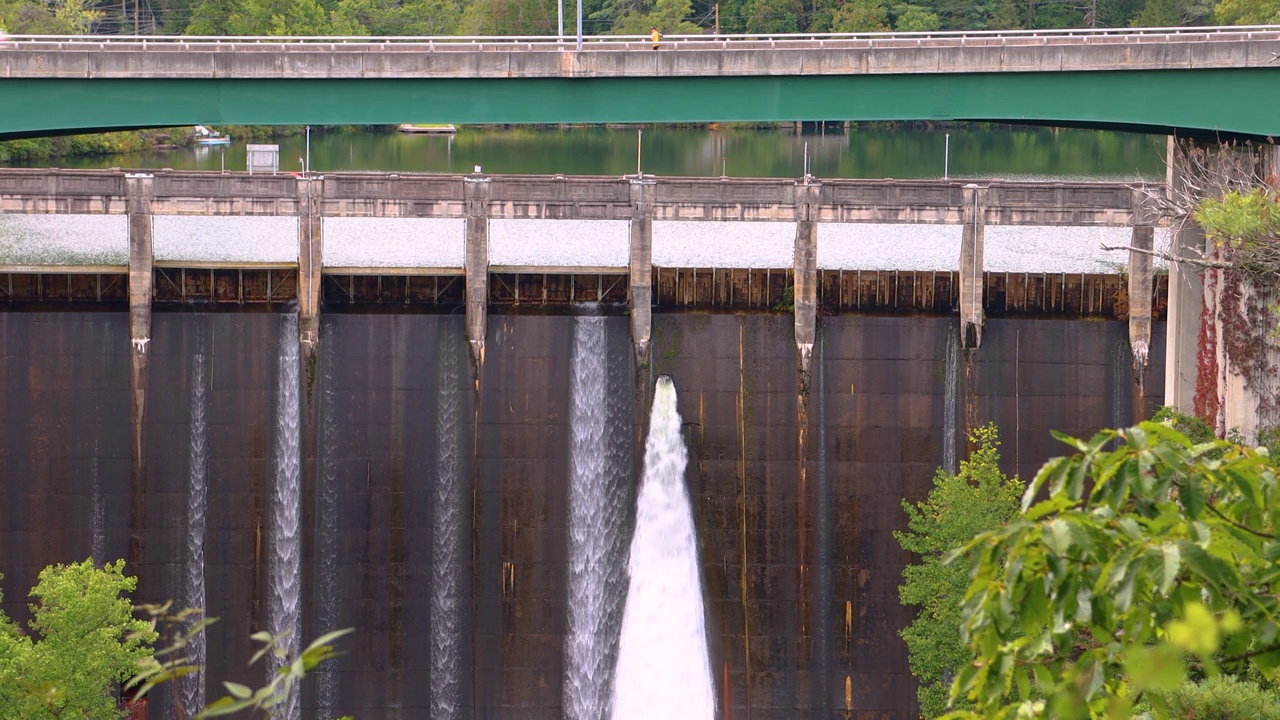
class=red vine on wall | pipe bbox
[1193,267,1220,426]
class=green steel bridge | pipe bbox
[1,26,1279,138]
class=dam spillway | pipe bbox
[0,167,1173,718]
[0,309,1163,719]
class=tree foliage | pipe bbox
[0,559,157,720]
[896,423,1025,718]
[128,602,353,719]
[943,422,1280,720]
[0,0,1215,37]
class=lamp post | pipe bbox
[305,125,311,178]
[576,0,583,51]
[944,132,950,179]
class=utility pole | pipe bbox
[714,3,719,34]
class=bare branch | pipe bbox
[1100,244,1237,269]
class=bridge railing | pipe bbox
[4,25,1280,51]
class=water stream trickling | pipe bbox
[180,353,209,719]
[612,375,715,720]
[90,439,104,567]
[314,329,341,720]
[268,315,302,720]
[431,326,465,720]
[943,330,960,475]
[1110,340,1129,431]
[565,316,626,720]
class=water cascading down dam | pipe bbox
[613,375,716,720]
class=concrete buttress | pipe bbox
[793,181,820,373]
[465,177,491,374]
[629,178,655,367]
[298,177,322,363]
[959,184,987,349]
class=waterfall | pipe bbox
[565,316,627,720]
[943,329,960,475]
[431,325,464,720]
[180,353,209,719]
[815,331,834,714]
[90,439,104,567]
[612,375,715,720]
[268,315,302,720]
[314,328,340,720]
[1111,340,1129,431]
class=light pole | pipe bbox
[944,132,950,179]
[305,125,311,178]
[636,129,643,176]
[576,0,583,51]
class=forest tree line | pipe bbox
[1,0,1277,40]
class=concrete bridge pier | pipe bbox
[126,174,153,420]
[1128,189,1158,392]
[959,185,987,349]
[125,173,153,568]
[1128,224,1154,391]
[793,181,820,374]
[464,177,491,377]
[629,178,655,368]
[298,178,322,375]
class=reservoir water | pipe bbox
[11,124,1165,180]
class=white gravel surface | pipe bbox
[818,223,962,271]
[490,219,629,268]
[153,216,298,264]
[324,217,465,269]
[653,220,796,268]
[985,225,1135,274]
[0,214,128,267]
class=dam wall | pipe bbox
[0,309,1164,719]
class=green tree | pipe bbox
[829,0,888,31]
[896,424,1024,718]
[0,559,157,720]
[614,0,700,33]
[1215,0,1280,22]
[944,422,1280,720]
[892,4,940,30]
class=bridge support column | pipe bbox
[125,173,153,568]
[298,177,322,373]
[465,177,491,375]
[629,177,656,368]
[793,181,820,374]
[959,184,986,349]
[1163,137,1205,414]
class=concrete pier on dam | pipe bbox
[0,167,1170,719]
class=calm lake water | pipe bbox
[17,125,1167,180]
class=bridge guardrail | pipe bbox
[3,25,1280,52]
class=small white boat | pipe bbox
[193,125,231,145]
[398,123,458,134]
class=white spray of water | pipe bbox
[431,326,464,720]
[943,330,960,475]
[566,316,621,720]
[180,353,209,719]
[268,315,302,720]
[612,375,715,720]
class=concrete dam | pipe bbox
[0,168,1168,719]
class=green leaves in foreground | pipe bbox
[940,421,1280,720]
[128,604,352,720]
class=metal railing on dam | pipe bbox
[0,167,1165,367]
